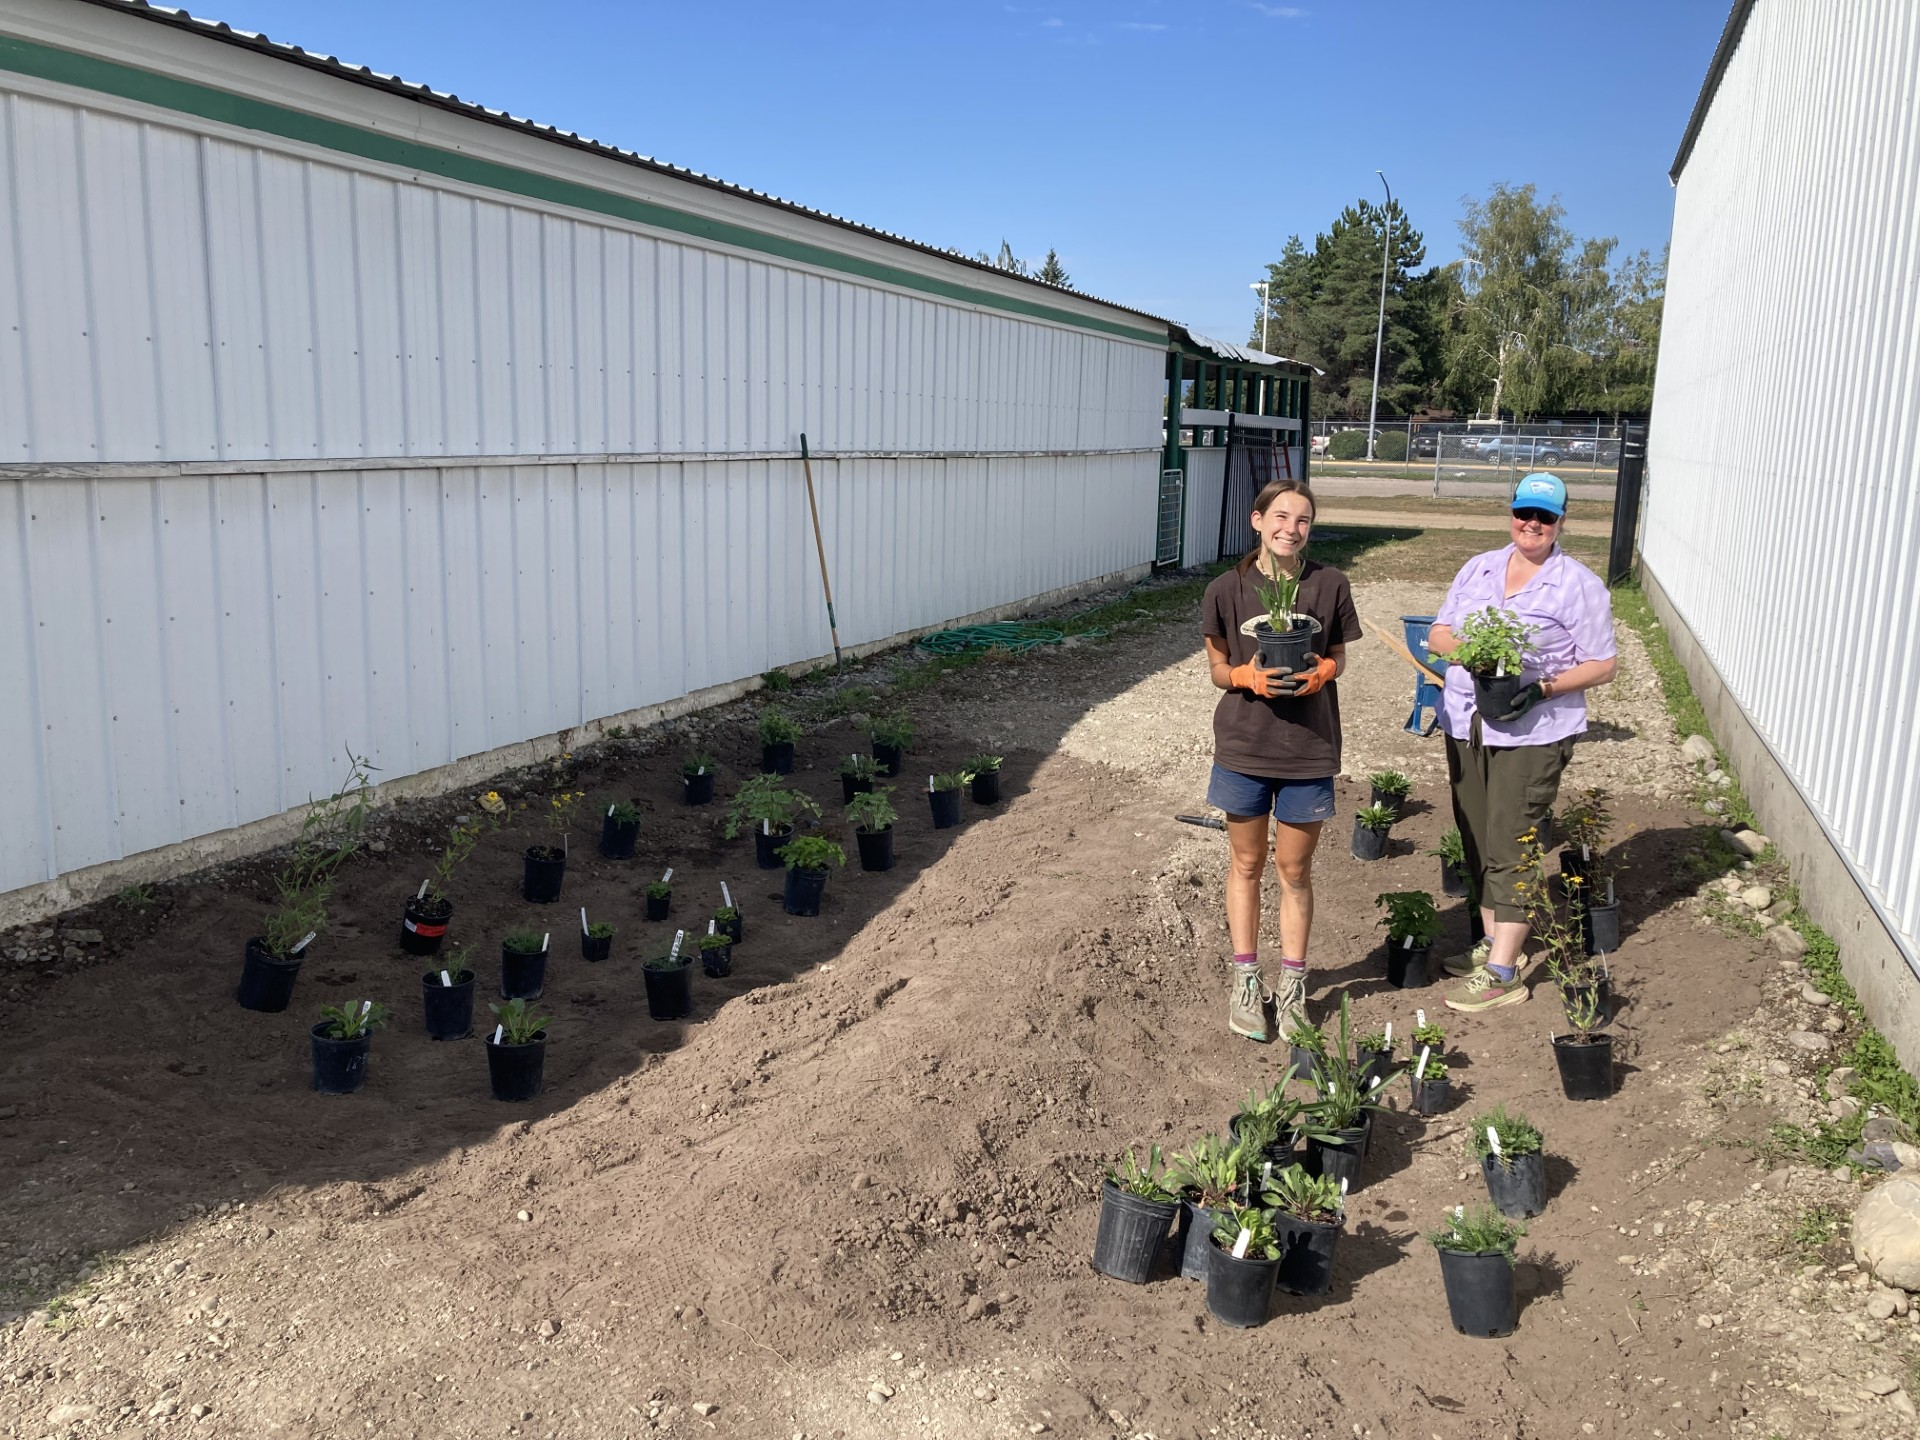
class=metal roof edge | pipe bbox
[1670,0,1758,184]
[1168,323,1322,376]
[63,0,1176,334]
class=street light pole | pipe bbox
[1366,170,1392,461]
[1249,280,1270,354]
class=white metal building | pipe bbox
[0,0,1179,904]
[1647,0,1920,1057]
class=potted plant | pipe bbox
[837,752,880,804]
[1304,996,1391,1189]
[1285,1017,1325,1080]
[1350,803,1394,862]
[1227,1072,1317,1173]
[869,713,915,776]
[928,771,968,829]
[1250,551,1319,674]
[1553,984,1613,1101]
[697,923,733,978]
[1368,769,1411,820]
[500,928,549,1001]
[1167,1135,1254,1283]
[1429,1204,1524,1338]
[1408,1057,1451,1116]
[1469,1105,1547,1217]
[1205,1201,1284,1327]
[402,819,479,957]
[714,883,744,944]
[1354,1025,1398,1095]
[1446,606,1536,719]
[422,942,477,1041]
[599,798,643,860]
[779,834,846,917]
[847,789,897,872]
[237,752,372,1012]
[724,775,821,869]
[1376,890,1443,987]
[580,911,615,963]
[758,708,802,775]
[1262,1163,1347,1297]
[967,753,1005,806]
[485,997,551,1102]
[682,753,717,807]
[1091,1146,1177,1285]
[1560,788,1620,953]
[643,931,694,1020]
[312,999,390,1095]
[523,790,584,904]
[1427,827,1470,899]
[645,868,674,922]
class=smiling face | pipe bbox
[1252,490,1315,565]
[1509,505,1561,562]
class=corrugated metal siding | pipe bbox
[1645,0,1920,963]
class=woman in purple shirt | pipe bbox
[1425,474,1618,1013]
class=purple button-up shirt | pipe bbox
[1433,545,1617,748]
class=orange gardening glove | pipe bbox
[1228,661,1290,699]
[1289,655,1339,697]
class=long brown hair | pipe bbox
[1235,479,1318,575]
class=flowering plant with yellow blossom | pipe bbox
[478,790,507,817]
[1514,826,1591,988]
[544,790,586,846]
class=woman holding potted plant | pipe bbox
[1201,479,1362,1044]
[1424,474,1617,1014]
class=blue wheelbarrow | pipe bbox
[1386,615,1449,737]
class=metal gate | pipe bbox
[1213,424,1292,563]
[1155,468,1185,567]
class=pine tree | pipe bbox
[1036,248,1070,288]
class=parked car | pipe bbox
[1474,435,1565,465]
[1411,432,1439,457]
[1566,439,1621,464]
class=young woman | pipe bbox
[1201,479,1362,1043]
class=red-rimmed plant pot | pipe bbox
[421,968,475,1040]
[1090,1181,1176,1284]
[1480,1152,1547,1218]
[1436,1248,1517,1337]
[1273,1210,1344,1296]
[236,937,302,1013]
[310,1023,371,1095]
[644,957,694,1020]
[599,812,641,860]
[783,865,830,917]
[971,769,1002,805]
[683,771,715,806]
[1205,1234,1281,1327]
[1351,819,1390,862]
[761,741,795,776]
[400,895,452,956]
[754,824,794,870]
[500,942,549,1000]
[856,826,894,873]
[485,1030,547,1102]
[522,846,566,904]
[1552,1034,1614,1100]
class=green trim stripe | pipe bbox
[0,34,1167,348]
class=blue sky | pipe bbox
[191,0,1729,340]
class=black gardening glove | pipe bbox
[1497,681,1546,721]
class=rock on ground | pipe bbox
[1853,1174,1920,1291]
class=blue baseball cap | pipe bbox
[1512,472,1567,517]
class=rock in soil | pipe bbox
[1854,1176,1920,1291]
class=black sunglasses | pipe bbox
[1511,507,1561,525]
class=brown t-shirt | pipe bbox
[1202,558,1363,779]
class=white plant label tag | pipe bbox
[1384,1022,1393,1045]
[540,932,550,954]
[1369,1076,1382,1092]
[1495,660,1506,678]
[671,929,685,961]
[1582,843,1591,861]
[1454,1203,1465,1220]
[708,919,716,935]
[1232,1227,1251,1259]
[440,969,453,988]
[607,803,616,817]
[493,1024,504,1044]
[417,877,430,900]
[763,818,771,836]
[1486,1125,1503,1157]
[698,766,706,775]
[720,882,732,908]
[1261,1161,1272,1186]
[927,774,935,793]
[1340,1177,1350,1197]
[291,931,316,956]
[1416,1045,1431,1079]
[1403,935,1414,950]
[359,999,371,1018]
[1416,1008,1427,1028]
[662,867,674,884]
[579,907,589,935]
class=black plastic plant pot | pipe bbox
[400,896,453,956]
[1226,1114,1297,1173]
[1306,1130,1365,1193]
[719,911,744,945]
[1554,1034,1614,1100]
[873,742,903,777]
[1409,1075,1452,1116]
[522,847,566,904]
[1386,942,1431,989]
[1481,1151,1547,1218]
[1253,618,1315,676]
[683,771,715,806]
[485,1032,547,1103]
[599,814,641,860]
[700,941,734,979]
[581,931,613,963]
[1350,819,1389,861]
[1205,1236,1281,1327]
[754,824,794,870]
[1090,1180,1177,1284]
[644,960,694,1020]
[1357,1046,1396,1093]
[645,891,672,923]
[500,945,548,1001]
[761,741,796,775]
[421,969,476,1041]
[971,769,1002,805]
[1369,785,1405,820]
[841,773,874,805]
[1441,860,1469,899]
[783,866,829,917]
[1437,1248,1517,1338]
[236,937,302,1013]
[1583,904,1622,956]
[1289,1044,1322,1081]
[1273,1211,1344,1297]
[1559,976,1614,1028]
[1177,1199,1226,1282]
[311,1024,370,1095]
[1474,672,1524,718]
[856,826,895,873]
[929,789,962,829]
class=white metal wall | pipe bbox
[1646,0,1920,965]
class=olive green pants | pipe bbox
[1445,726,1575,924]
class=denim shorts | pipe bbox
[1207,765,1337,825]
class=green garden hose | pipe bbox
[913,621,1094,654]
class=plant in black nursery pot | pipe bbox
[714,883,744,944]
[1553,985,1614,1101]
[645,869,674,922]
[1469,1105,1547,1217]
[682,753,717,807]
[1204,1200,1284,1328]
[485,997,551,1102]
[1443,606,1537,719]
[1350,803,1394,862]
[725,774,822,869]
[1261,1163,1347,1297]
[1560,788,1620,952]
[1428,827,1470,898]
[311,999,391,1095]
[580,910,615,962]
[522,790,584,904]
[1167,1135,1254,1283]
[1367,769,1411,820]
[697,923,734,978]
[1091,1146,1177,1285]
[1376,889,1443,987]
[1251,554,1318,674]
[868,713,915,776]
[598,798,643,860]
[847,789,897,872]
[643,931,694,1020]
[1429,1204,1525,1338]
[500,928,550,1001]
[966,753,1004,805]
[1304,994,1390,1191]
[928,771,968,829]
[778,834,846,917]
[837,752,880,804]
[421,942,477,1041]
[758,708,802,775]
[1408,1057,1451,1115]
[402,818,480,957]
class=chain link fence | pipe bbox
[1309,418,1630,483]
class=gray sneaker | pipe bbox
[1443,938,1493,978]
[1229,965,1272,1043]
[1272,966,1309,1037]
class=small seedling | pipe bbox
[1428,1202,1524,1259]
[586,920,615,940]
[757,708,802,746]
[489,997,551,1045]
[723,774,821,839]
[1104,1145,1173,1202]
[846,788,897,833]
[869,712,916,750]
[115,883,157,910]
[645,879,673,901]
[1356,803,1395,833]
[604,798,643,825]
[964,753,1004,775]
[1167,1134,1255,1209]
[502,928,546,955]
[316,999,391,1041]
[931,770,971,793]
[1412,1019,1446,1051]
[1466,1105,1543,1167]
[837,753,881,779]
[1259,1163,1344,1224]
[777,835,847,871]
[1368,769,1411,799]
[697,931,731,953]
[1447,606,1536,677]
[1210,1200,1283,1260]
[681,753,715,778]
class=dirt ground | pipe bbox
[4,567,1918,1440]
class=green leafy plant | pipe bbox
[436,942,474,984]
[260,750,377,960]
[777,835,846,872]
[1428,827,1467,867]
[645,938,691,970]
[1560,983,1606,1042]
[502,929,547,956]
[1414,1057,1449,1084]
[681,752,715,779]
[1356,1028,1393,1056]
[837,753,880,779]
[423,819,482,907]
[1254,550,1303,630]
[869,712,916,750]
[1308,993,1395,1129]
[1104,1145,1173,1202]
[1285,1016,1325,1057]
[1168,1134,1254,1209]
[263,884,329,962]
[489,997,551,1045]
[115,883,156,910]
[965,753,1004,775]
[1376,890,1443,946]
[1412,1019,1447,1051]
[931,770,971,793]
[533,790,586,857]
[316,999,391,1041]
[846,788,897,833]
[1429,1203,1524,1259]
[758,708,801,746]
[645,880,673,901]
[1356,803,1395,833]
[1517,827,1588,979]
[1467,1105,1543,1167]
[586,920,615,940]
[760,668,794,693]
[1260,1163,1345,1224]
[723,774,821,839]
[1446,606,1535,678]
[604,797,644,825]
[1210,1200,1283,1259]
[713,905,739,926]
[698,931,731,953]
[1559,786,1616,903]
[1367,769,1411,798]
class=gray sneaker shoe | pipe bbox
[1229,965,1272,1043]
[1272,966,1308,1037]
